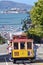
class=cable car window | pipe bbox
[14,42,18,49]
[20,42,25,49]
[27,42,32,49]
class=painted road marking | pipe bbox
[4,57,8,65]
[39,63,43,65]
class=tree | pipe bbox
[28,0,43,38]
[22,0,43,42]
[22,15,31,31]
[0,34,6,44]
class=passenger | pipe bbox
[7,42,12,61]
[14,46,17,49]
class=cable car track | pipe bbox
[14,59,43,64]
[13,60,43,65]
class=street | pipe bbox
[0,43,43,65]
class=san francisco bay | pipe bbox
[0,13,28,32]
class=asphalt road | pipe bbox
[0,43,43,65]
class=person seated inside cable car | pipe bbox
[14,42,18,49]
[20,42,25,49]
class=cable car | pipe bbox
[10,35,35,63]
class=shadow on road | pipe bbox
[0,54,43,63]
[0,54,10,62]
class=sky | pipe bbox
[0,0,38,5]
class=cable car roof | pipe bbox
[11,38,33,43]
[10,34,33,43]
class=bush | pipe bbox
[0,35,6,44]
[27,32,41,43]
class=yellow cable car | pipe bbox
[10,35,35,63]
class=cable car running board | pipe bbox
[16,60,31,63]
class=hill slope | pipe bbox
[0,1,32,10]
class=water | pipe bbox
[0,13,28,32]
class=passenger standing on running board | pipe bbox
[7,42,12,61]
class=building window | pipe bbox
[14,42,18,49]
[20,42,25,49]
[27,42,32,49]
